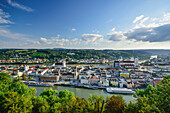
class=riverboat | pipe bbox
[106,87,135,94]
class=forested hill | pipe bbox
[0,49,169,60]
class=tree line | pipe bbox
[0,49,151,60]
[0,72,169,113]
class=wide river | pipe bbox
[29,86,135,103]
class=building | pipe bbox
[120,61,135,69]
[80,77,89,84]
[120,72,130,78]
[62,60,66,67]
[89,76,99,85]
[114,61,120,68]
[118,56,123,61]
[113,56,138,69]
[126,79,134,88]
[119,79,127,88]
[102,79,109,86]
[40,75,60,82]
[110,78,119,87]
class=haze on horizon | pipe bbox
[0,0,170,50]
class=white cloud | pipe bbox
[35,33,112,49]
[0,9,14,24]
[82,34,103,42]
[0,26,26,39]
[71,28,76,31]
[109,13,170,42]
[0,26,40,47]
[111,28,115,31]
[133,15,144,23]
[7,0,34,12]
[108,28,127,41]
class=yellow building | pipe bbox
[120,73,129,78]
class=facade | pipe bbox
[120,61,135,69]
[120,72,130,78]
[126,79,134,88]
[114,61,120,68]
[40,75,60,82]
[110,78,119,87]
[102,79,109,86]
[113,56,138,69]
[80,78,89,84]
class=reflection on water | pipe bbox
[29,86,135,103]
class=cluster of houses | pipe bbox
[0,58,50,64]
[0,56,169,89]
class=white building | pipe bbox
[63,60,66,67]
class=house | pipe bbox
[88,76,99,85]
[135,71,144,76]
[110,78,119,87]
[37,68,49,76]
[102,79,109,87]
[61,72,75,81]
[40,75,60,82]
[79,72,90,84]
[126,79,134,88]
[119,79,127,88]
[80,76,89,84]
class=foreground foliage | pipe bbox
[0,72,169,113]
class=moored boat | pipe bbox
[106,87,135,94]
[24,82,54,87]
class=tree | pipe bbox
[58,89,74,104]
[0,91,33,113]
[88,94,105,113]
[32,96,50,113]
[0,72,37,113]
[133,75,170,113]
[39,88,60,113]
[104,95,126,113]
[59,96,90,113]
[23,75,26,80]
[123,101,138,113]
[0,72,11,81]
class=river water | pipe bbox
[29,86,135,104]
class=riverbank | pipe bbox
[22,80,139,95]
[29,85,135,104]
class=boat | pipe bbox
[87,85,98,89]
[106,87,135,94]
[24,82,54,87]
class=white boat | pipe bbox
[106,87,135,94]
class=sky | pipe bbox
[0,0,170,49]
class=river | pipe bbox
[29,86,135,103]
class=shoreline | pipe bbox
[22,80,138,95]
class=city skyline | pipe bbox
[0,0,170,49]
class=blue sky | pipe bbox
[0,0,170,49]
